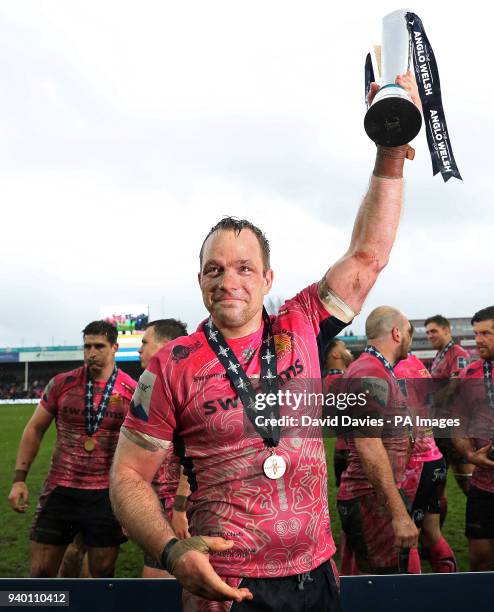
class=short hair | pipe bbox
[82,320,118,345]
[146,318,188,341]
[424,314,450,329]
[326,339,341,355]
[325,338,345,358]
[471,306,494,326]
[366,306,405,340]
[199,217,270,271]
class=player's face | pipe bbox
[425,323,450,350]
[473,320,494,361]
[337,342,354,367]
[199,229,273,336]
[83,334,117,375]
[139,327,169,369]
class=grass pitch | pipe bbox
[0,404,468,577]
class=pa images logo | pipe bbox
[130,370,157,422]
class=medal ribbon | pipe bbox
[484,360,494,409]
[364,345,414,441]
[405,12,462,182]
[430,340,453,375]
[364,345,397,379]
[203,308,280,447]
[84,365,118,436]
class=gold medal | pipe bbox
[84,437,96,453]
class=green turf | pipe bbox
[0,405,468,577]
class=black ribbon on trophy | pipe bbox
[364,10,462,182]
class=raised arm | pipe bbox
[319,72,420,317]
[8,404,54,513]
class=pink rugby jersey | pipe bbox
[39,366,136,492]
[454,359,494,494]
[324,371,348,452]
[337,352,414,501]
[395,354,442,462]
[124,283,347,578]
[430,342,469,379]
[152,447,181,503]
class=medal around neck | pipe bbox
[84,437,96,453]
[364,9,421,147]
[263,453,287,480]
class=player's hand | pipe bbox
[367,70,421,112]
[392,513,419,549]
[367,82,381,107]
[8,482,29,513]
[396,70,422,111]
[467,444,494,469]
[173,537,253,602]
[171,510,190,539]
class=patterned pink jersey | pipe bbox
[337,352,413,501]
[454,359,494,493]
[124,283,347,578]
[324,371,348,452]
[152,447,181,501]
[40,366,136,491]
[395,355,442,463]
[430,343,469,379]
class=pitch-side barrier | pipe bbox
[0,573,490,611]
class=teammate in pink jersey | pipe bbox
[337,307,418,574]
[323,340,354,575]
[110,73,420,611]
[425,314,472,530]
[323,339,353,488]
[452,306,494,571]
[7,321,136,578]
[395,354,457,573]
[138,318,191,578]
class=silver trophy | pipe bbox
[364,9,422,147]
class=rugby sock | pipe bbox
[407,547,422,574]
[429,537,457,573]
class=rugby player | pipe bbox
[425,315,472,526]
[8,321,136,578]
[452,306,494,571]
[323,339,354,488]
[139,318,191,578]
[395,354,457,573]
[337,307,419,574]
[110,72,420,610]
[323,340,354,575]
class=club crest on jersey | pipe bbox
[109,393,122,405]
[362,377,389,407]
[171,341,202,363]
[274,333,292,358]
[130,370,156,422]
